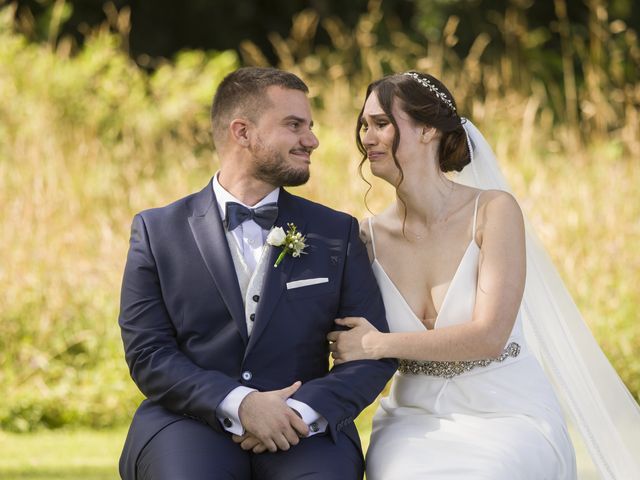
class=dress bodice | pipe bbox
[372,239,478,332]
[368,193,525,350]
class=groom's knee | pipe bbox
[251,433,363,480]
[136,418,250,480]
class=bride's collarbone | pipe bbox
[377,220,472,272]
[382,204,476,244]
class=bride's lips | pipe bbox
[367,151,385,161]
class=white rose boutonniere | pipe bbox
[267,223,307,267]
[266,226,287,246]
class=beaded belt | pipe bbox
[398,342,521,378]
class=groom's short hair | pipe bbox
[211,67,309,149]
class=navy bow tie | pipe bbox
[225,202,279,231]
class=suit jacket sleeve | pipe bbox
[118,214,239,430]
[291,216,397,441]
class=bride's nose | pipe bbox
[362,127,377,147]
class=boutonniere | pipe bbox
[267,223,307,268]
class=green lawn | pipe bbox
[0,428,126,479]
[0,401,598,480]
[0,404,375,480]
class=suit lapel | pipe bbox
[246,189,307,353]
[188,180,248,344]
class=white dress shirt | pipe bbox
[212,173,327,437]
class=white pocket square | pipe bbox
[286,277,329,290]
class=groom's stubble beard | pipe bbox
[249,135,311,187]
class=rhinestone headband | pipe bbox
[403,72,457,113]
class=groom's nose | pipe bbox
[301,130,319,150]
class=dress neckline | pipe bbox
[368,192,483,331]
[373,238,479,331]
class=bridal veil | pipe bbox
[454,119,640,479]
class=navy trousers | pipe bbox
[135,418,363,480]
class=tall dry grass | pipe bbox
[0,0,638,431]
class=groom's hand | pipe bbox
[238,381,309,452]
[231,432,268,453]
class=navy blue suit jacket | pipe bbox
[118,179,396,478]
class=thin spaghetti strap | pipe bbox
[367,217,378,259]
[472,192,483,240]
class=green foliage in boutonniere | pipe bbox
[267,223,307,267]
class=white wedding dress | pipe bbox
[365,195,577,480]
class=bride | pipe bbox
[327,71,640,479]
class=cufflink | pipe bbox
[223,418,232,428]
[309,422,319,433]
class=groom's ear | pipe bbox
[229,118,251,147]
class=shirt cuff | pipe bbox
[216,386,257,436]
[286,398,328,436]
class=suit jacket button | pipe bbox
[223,418,232,428]
[252,295,260,302]
[242,371,252,381]
[249,313,255,321]
[309,421,319,433]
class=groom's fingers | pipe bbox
[285,429,301,446]
[239,436,261,451]
[273,432,295,451]
[262,437,278,453]
[253,444,267,454]
[289,411,310,438]
[276,380,302,400]
[326,331,339,342]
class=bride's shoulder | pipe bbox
[358,208,395,243]
[358,216,380,261]
[478,189,521,213]
[477,189,524,232]
[358,217,372,245]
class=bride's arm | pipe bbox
[329,191,526,363]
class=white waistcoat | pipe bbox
[225,231,271,336]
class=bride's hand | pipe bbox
[327,317,381,364]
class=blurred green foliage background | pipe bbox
[0,0,638,455]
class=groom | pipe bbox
[118,67,396,479]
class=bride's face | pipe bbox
[360,91,423,183]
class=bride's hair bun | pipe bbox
[439,123,470,172]
[399,72,471,172]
